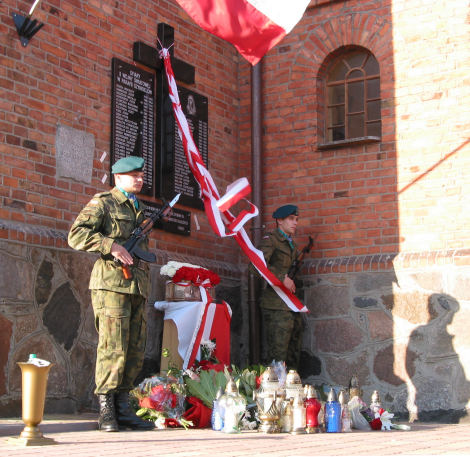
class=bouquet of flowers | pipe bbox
[231,364,265,404]
[350,397,410,431]
[131,375,193,429]
[231,364,266,430]
[184,368,228,409]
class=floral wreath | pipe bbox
[160,261,220,288]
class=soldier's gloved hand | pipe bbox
[283,275,296,293]
[111,242,133,265]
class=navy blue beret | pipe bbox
[272,204,298,219]
[112,156,144,174]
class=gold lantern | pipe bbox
[254,367,283,433]
[8,358,56,446]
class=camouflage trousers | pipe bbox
[261,308,304,370]
[91,289,147,395]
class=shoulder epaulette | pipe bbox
[85,191,111,207]
[92,191,112,198]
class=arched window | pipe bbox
[325,48,381,143]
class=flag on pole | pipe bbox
[174,0,311,65]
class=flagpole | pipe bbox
[248,59,263,365]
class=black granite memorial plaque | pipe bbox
[111,58,155,195]
[157,83,208,209]
[141,199,191,236]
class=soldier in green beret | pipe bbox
[68,156,154,432]
[257,204,304,370]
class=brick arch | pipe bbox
[316,44,379,81]
[290,12,392,85]
[290,12,393,145]
[295,13,392,68]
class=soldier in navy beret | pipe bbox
[254,203,304,370]
[68,155,154,432]
[272,204,298,219]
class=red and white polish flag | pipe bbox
[159,47,308,313]
[174,0,311,65]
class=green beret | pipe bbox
[272,204,298,219]
[111,156,145,174]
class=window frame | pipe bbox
[319,49,381,149]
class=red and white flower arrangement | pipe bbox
[160,261,201,278]
[160,261,220,288]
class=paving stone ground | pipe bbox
[1,414,470,456]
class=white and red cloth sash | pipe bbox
[159,48,307,313]
[174,0,310,65]
[154,285,232,369]
[185,287,231,369]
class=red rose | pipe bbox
[151,385,164,396]
[172,267,193,284]
[165,418,180,428]
[255,376,262,388]
[370,418,382,430]
[173,266,220,287]
[139,397,158,410]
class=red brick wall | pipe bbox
[1,0,469,261]
[239,0,470,260]
[0,0,244,262]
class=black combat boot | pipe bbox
[98,394,119,432]
[115,391,155,430]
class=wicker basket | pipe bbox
[164,281,215,302]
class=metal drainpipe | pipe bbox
[248,61,263,365]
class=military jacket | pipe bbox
[68,187,150,297]
[258,229,299,311]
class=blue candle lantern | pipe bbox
[325,387,341,433]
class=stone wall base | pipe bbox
[299,250,470,423]
[0,240,244,416]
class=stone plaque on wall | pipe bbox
[56,124,94,183]
[158,84,208,209]
[111,58,155,196]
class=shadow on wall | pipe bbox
[406,293,470,423]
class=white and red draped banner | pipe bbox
[154,286,232,370]
[159,48,307,313]
[174,0,311,65]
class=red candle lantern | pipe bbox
[304,385,322,433]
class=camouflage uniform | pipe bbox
[68,187,149,395]
[258,229,303,369]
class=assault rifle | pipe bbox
[287,235,315,280]
[116,193,180,279]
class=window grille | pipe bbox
[326,49,381,143]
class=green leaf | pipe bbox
[184,370,227,408]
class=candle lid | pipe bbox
[306,385,317,399]
[338,389,348,405]
[225,377,238,393]
[327,387,338,402]
[371,390,381,403]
